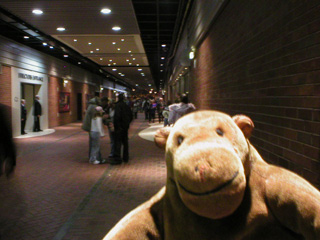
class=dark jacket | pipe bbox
[21,104,27,120]
[33,99,42,116]
[114,100,132,130]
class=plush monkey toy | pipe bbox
[103,110,320,240]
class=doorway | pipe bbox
[20,83,41,133]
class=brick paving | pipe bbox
[0,113,167,240]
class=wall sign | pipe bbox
[18,73,44,81]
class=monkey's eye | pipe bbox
[216,128,224,136]
[177,136,184,146]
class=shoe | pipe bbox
[38,129,43,131]
[123,159,128,163]
[106,157,122,165]
[91,160,100,165]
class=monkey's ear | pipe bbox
[232,115,254,139]
[154,127,171,149]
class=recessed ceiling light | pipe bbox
[57,27,65,31]
[113,63,116,65]
[129,63,132,65]
[121,39,124,41]
[74,39,77,42]
[117,48,121,51]
[162,44,166,47]
[128,50,131,53]
[160,70,164,72]
[112,42,116,45]
[138,69,142,71]
[132,58,136,60]
[90,51,93,53]
[96,48,100,51]
[112,68,117,71]
[126,59,129,62]
[101,8,111,14]
[32,9,43,15]
[42,42,47,46]
[161,57,165,60]
[64,55,68,58]
[88,42,92,45]
[24,36,29,39]
[50,46,54,49]
[136,84,139,86]
[109,59,113,62]
[78,62,81,64]
[100,58,103,60]
[112,26,121,31]
[108,64,111,66]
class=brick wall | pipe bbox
[0,65,11,107]
[191,0,320,187]
[48,77,96,127]
[0,65,12,122]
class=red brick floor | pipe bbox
[0,113,167,240]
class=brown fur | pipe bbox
[103,110,320,240]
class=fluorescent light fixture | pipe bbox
[112,26,121,31]
[57,27,65,31]
[24,36,29,39]
[32,9,43,15]
[101,8,111,14]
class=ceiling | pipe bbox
[0,0,183,92]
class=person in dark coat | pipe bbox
[108,93,132,165]
[33,95,42,132]
[0,103,16,177]
[21,99,27,135]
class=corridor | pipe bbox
[0,113,166,240]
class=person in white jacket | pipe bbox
[168,94,196,125]
[89,106,106,164]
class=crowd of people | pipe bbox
[82,93,196,165]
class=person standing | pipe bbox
[82,97,106,164]
[108,93,132,165]
[168,94,196,125]
[89,106,105,164]
[21,99,27,135]
[33,95,42,132]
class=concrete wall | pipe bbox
[190,0,320,187]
